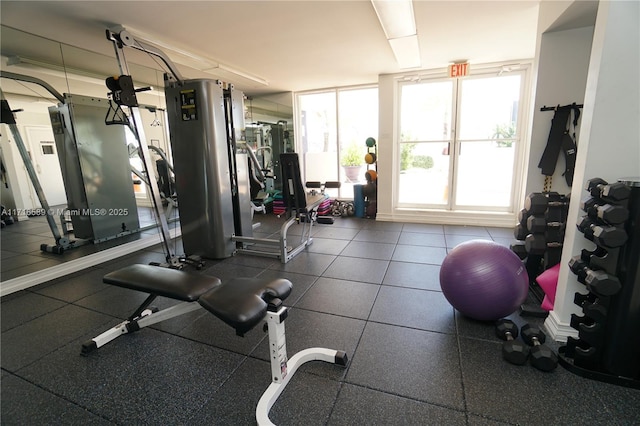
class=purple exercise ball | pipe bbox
[439,240,529,321]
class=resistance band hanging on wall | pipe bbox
[538,103,583,190]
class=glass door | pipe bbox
[397,68,525,212]
[454,74,522,210]
[398,79,454,207]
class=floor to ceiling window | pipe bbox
[296,86,378,198]
[398,66,527,212]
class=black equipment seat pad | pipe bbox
[103,264,221,302]
[198,277,292,335]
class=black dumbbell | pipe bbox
[520,324,558,372]
[568,255,589,282]
[510,242,527,260]
[568,255,622,296]
[585,269,622,297]
[514,223,529,241]
[524,234,562,255]
[517,208,530,226]
[586,178,631,201]
[576,217,628,248]
[580,197,629,225]
[524,192,569,215]
[526,215,565,234]
[495,319,529,366]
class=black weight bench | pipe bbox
[82,264,348,425]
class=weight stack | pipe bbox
[560,177,640,389]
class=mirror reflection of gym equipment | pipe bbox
[1,71,141,253]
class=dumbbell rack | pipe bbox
[559,177,640,389]
[512,192,570,307]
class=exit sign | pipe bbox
[449,62,470,78]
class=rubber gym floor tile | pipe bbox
[200,262,265,281]
[189,356,272,424]
[398,231,446,248]
[346,322,465,410]
[322,256,389,284]
[353,229,401,244]
[331,217,366,229]
[0,374,113,425]
[18,328,245,425]
[329,383,467,425]
[177,311,268,355]
[486,227,515,239]
[445,234,492,249]
[459,336,623,425]
[313,226,360,240]
[489,237,513,248]
[382,261,442,291]
[192,356,343,425]
[0,252,61,272]
[391,244,448,265]
[1,261,60,281]
[591,379,640,424]
[296,277,380,320]
[1,304,113,371]
[361,220,404,231]
[268,368,343,425]
[402,223,445,234]
[1,249,21,260]
[30,267,110,302]
[304,236,350,255]
[220,251,278,269]
[369,286,455,334]
[443,225,491,237]
[467,414,514,426]
[340,240,396,260]
[255,268,318,307]
[1,291,66,332]
[251,308,365,379]
[270,251,337,276]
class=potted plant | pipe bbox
[341,144,364,182]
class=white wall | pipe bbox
[545,0,640,340]
[525,26,594,197]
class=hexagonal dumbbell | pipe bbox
[510,242,527,260]
[568,255,622,296]
[520,324,558,372]
[586,178,631,201]
[524,192,569,215]
[526,215,565,234]
[580,196,629,225]
[524,234,562,255]
[495,319,529,366]
[576,216,628,248]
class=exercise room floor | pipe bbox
[2,215,639,425]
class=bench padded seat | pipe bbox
[198,277,292,335]
[103,264,221,302]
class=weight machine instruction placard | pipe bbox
[180,89,197,121]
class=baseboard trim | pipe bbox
[544,310,579,343]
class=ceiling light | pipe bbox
[371,0,416,39]
[371,0,421,69]
[388,35,421,69]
